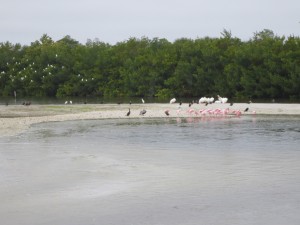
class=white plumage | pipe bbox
[170,98,176,104]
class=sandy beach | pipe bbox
[1,103,300,137]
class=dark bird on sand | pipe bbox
[140,109,147,116]
[164,110,170,116]
[23,101,31,106]
[244,107,249,112]
[126,108,131,116]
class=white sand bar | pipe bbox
[1,103,300,137]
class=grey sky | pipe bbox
[1,0,299,45]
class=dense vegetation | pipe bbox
[0,29,299,100]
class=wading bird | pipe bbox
[170,98,176,104]
[217,95,228,103]
[165,110,170,116]
[140,109,147,116]
[126,108,131,116]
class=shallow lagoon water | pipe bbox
[1,116,300,225]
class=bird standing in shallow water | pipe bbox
[244,107,249,112]
[140,109,147,115]
[165,110,170,116]
[126,108,130,116]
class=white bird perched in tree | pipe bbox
[170,98,176,104]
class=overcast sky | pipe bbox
[1,0,299,45]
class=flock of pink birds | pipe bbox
[174,107,243,117]
[165,95,256,117]
[130,96,256,117]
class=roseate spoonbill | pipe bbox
[140,109,147,115]
[170,98,176,104]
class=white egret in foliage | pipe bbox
[141,98,145,104]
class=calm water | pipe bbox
[1,116,300,225]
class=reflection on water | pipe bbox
[0,116,300,225]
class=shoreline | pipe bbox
[1,103,300,137]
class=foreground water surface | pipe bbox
[1,116,300,225]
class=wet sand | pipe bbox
[1,103,300,137]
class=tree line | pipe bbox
[0,29,299,100]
